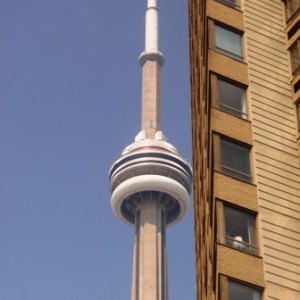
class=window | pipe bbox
[217,78,247,118]
[285,0,300,19]
[224,205,257,254]
[294,78,300,93]
[290,39,300,75]
[215,24,243,60]
[229,280,261,300]
[217,0,239,8]
[297,101,300,131]
[220,138,251,182]
[219,277,263,300]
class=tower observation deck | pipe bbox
[109,1,192,299]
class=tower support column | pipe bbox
[131,192,168,300]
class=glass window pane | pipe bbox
[229,281,261,300]
[290,41,300,74]
[215,25,243,59]
[296,102,300,130]
[286,0,300,18]
[220,139,251,182]
[224,205,257,254]
[218,79,246,118]
[218,0,237,8]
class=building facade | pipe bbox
[188,0,300,299]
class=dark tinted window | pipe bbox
[221,138,251,182]
[224,205,257,254]
[229,281,261,300]
[290,40,300,75]
[218,79,246,118]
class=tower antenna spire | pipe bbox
[109,1,192,299]
[145,0,158,52]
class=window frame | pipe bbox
[216,0,240,9]
[219,276,263,300]
[296,101,300,132]
[216,201,258,255]
[214,136,252,183]
[213,22,244,61]
[211,74,248,119]
[284,0,300,22]
[289,39,300,76]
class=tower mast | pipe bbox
[109,1,192,299]
[139,0,164,138]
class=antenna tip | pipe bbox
[148,0,157,8]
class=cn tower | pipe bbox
[109,1,192,299]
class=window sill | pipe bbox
[209,48,247,65]
[214,105,249,121]
[215,169,256,186]
[222,167,252,183]
[217,241,261,258]
[215,47,244,62]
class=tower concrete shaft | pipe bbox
[141,60,161,139]
[131,193,168,300]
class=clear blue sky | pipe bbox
[0,1,194,299]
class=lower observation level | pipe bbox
[109,132,192,300]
